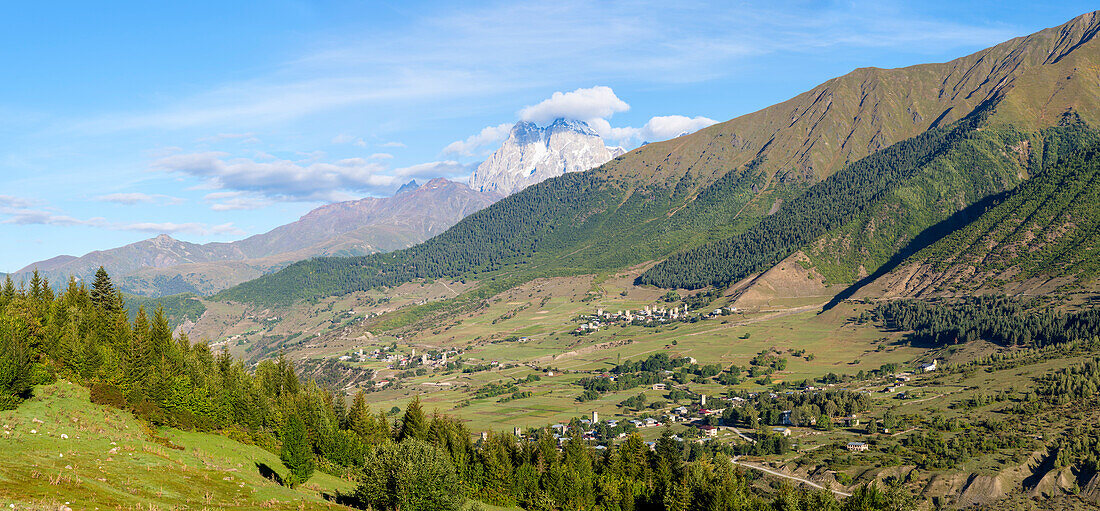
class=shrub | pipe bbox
[89,382,126,408]
[356,440,463,511]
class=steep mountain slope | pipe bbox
[15,179,499,296]
[643,114,1097,293]
[219,11,1100,306]
[862,132,1100,298]
[596,10,1100,189]
[469,118,625,196]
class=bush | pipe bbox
[224,425,255,445]
[356,440,463,511]
[30,363,55,386]
[132,400,168,425]
[89,382,126,408]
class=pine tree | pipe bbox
[90,267,121,313]
[0,322,31,410]
[28,270,43,302]
[397,395,428,442]
[150,307,172,362]
[0,275,14,307]
[279,414,314,488]
[332,390,347,430]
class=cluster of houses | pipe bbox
[573,305,742,334]
[510,401,735,448]
[338,346,462,371]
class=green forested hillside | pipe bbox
[124,292,207,326]
[807,118,1099,285]
[870,131,1100,295]
[640,114,1099,291]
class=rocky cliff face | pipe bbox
[469,118,625,196]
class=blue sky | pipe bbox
[1,0,1096,272]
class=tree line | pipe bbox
[872,296,1100,348]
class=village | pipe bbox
[572,304,740,334]
[503,357,940,455]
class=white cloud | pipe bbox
[95,192,185,206]
[449,86,717,155]
[153,151,397,201]
[393,161,471,178]
[518,86,629,125]
[369,153,394,160]
[380,141,406,148]
[442,123,513,156]
[591,115,719,146]
[0,196,93,227]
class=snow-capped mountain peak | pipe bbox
[469,119,622,196]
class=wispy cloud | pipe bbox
[442,123,513,156]
[95,192,185,206]
[0,195,36,209]
[332,133,368,147]
[121,222,243,236]
[393,161,472,178]
[0,198,240,236]
[198,132,256,143]
[57,1,1016,136]
[202,191,273,211]
[154,151,397,201]
[3,211,97,227]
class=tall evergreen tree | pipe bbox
[0,275,14,307]
[279,414,314,488]
[397,395,428,442]
[90,266,121,313]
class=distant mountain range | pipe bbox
[11,178,500,297]
[217,11,1100,307]
[469,118,625,196]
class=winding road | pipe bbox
[731,456,851,497]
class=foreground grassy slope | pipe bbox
[216,12,1100,307]
[0,383,352,510]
